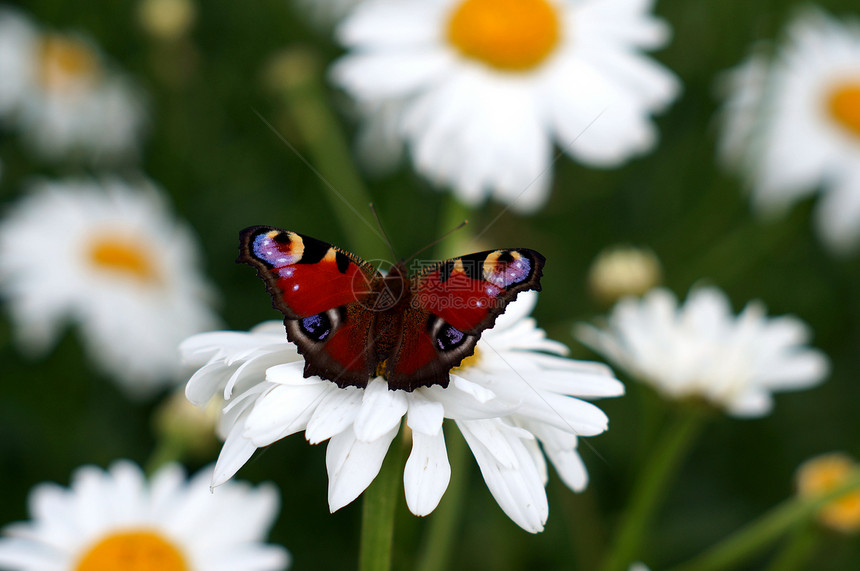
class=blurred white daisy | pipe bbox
[0,8,146,162]
[718,8,860,253]
[0,460,289,571]
[182,292,624,533]
[576,286,829,417]
[0,177,219,398]
[330,0,680,213]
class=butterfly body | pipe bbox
[238,225,545,391]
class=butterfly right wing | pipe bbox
[384,248,545,391]
[238,226,383,387]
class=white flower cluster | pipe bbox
[718,8,860,253]
[0,461,290,571]
[0,8,145,162]
[331,0,680,213]
[0,177,219,398]
[578,286,829,417]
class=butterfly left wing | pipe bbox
[385,248,545,391]
[238,225,383,387]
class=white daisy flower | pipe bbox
[576,286,829,418]
[330,0,680,213]
[0,460,290,571]
[717,8,860,253]
[182,292,624,533]
[0,177,219,398]
[0,9,145,162]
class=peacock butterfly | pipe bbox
[238,225,545,392]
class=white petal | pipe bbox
[545,58,655,166]
[354,378,408,442]
[305,385,363,445]
[423,380,514,420]
[510,391,610,437]
[185,362,235,405]
[759,351,829,390]
[336,0,441,48]
[457,419,548,533]
[265,361,310,385]
[726,389,773,418]
[490,291,538,331]
[243,381,330,446]
[405,391,445,436]
[326,425,399,512]
[212,419,258,487]
[451,374,496,403]
[205,545,291,571]
[548,446,588,491]
[815,174,860,254]
[331,49,452,101]
[0,537,64,570]
[456,418,529,469]
[529,423,589,492]
[404,430,451,516]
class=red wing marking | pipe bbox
[239,226,379,318]
[269,262,372,318]
[412,249,545,334]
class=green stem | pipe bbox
[272,48,384,259]
[438,195,474,259]
[764,522,820,571]
[415,427,470,571]
[563,486,608,571]
[359,433,407,571]
[603,406,707,571]
[667,472,860,571]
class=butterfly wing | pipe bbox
[385,248,545,391]
[238,225,383,387]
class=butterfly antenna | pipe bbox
[404,219,469,264]
[369,203,399,261]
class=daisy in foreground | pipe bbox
[330,0,680,213]
[182,292,624,533]
[576,286,829,417]
[0,461,289,571]
[717,8,860,253]
[0,8,145,162]
[0,177,218,398]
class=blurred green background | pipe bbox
[1,0,859,568]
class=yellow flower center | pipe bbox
[76,530,189,571]
[38,34,101,92]
[446,0,561,72]
[453,348,481,371]
[797,453,860,534]
[827,82,860,139]
[87,235,160,283]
